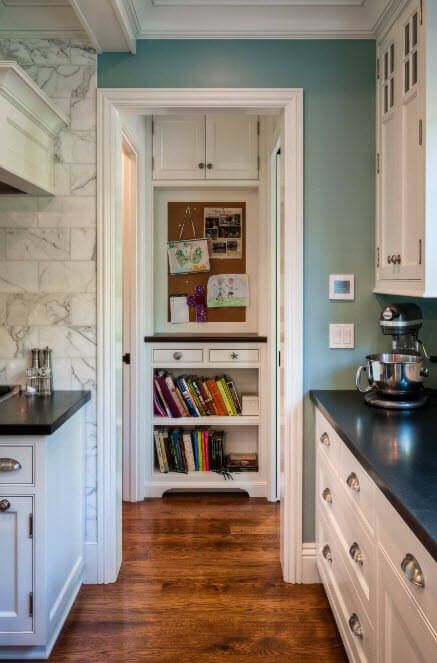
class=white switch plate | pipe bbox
[329,323,355,349]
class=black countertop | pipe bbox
[310,390,437,562]
[0,390,91,435]
[144,334,267,343]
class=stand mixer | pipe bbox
[356,303,436,409]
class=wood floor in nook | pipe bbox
[49,494,347,662]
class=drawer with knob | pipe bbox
[377,494,437,630]
[152,348,203,364]
[0,445,33,485]
[315,410,341,468]
[339,442,375,533]
[208,349,260,364]
[317,454,339,528]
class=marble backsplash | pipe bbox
[0,39,97,543]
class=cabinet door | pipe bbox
[152,115,205,180]
[378,546,437,663]
[0,496,33,633]
[205,114,259,180]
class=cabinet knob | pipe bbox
[348,613,364,639]
[322,544,333,563]
[395,254,402,264]
[346,472,360,493]
[173,352,183,361]
[0,499,11,512]
[230,352,239,360]
[349,542,364,567]
[322,487,333,504]
[320,432,330,447]
[206,163,213,170]
[401,553,425,588]
[0,458,21,472]
[198,162,205,169]
[387,255,392,264]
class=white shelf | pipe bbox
[152,416,259,427]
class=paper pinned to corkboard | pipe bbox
[167,201,246,323]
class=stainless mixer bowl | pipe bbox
[355,353,429,397]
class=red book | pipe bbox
[207,379,227,416]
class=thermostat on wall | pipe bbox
[329,274,355,301]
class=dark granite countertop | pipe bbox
[144,334,267,343]
[0,390,91,435]
[310,390,437,562]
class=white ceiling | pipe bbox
[0,0,402,49]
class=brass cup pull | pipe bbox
[320,432,330,447]
[173,352,182,361]
[322,487,333,504]
[348,613,363,639]
[346,472,360,493]
[0,499,11,512]
[322,544,333,563]
[0,458,21,472]
[349,542,364,567]
[401,553,425,588]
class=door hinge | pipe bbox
[29,513,33,539]
[377,153,381,174]
[29,592,33,617]
[257,155,260,171]
[376,58,380,80]
[152,155,155,171]
[278,350,281,367]
[257,119,260,136]
[420,0,423,25]
[122,353,131,365]
[377,246,380,268]
[419,238,422,265]
[419,119,423,146]
[151,117,154,135]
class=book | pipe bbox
[159,430,169,472]
[165,375,189,417]
[154,430,166,472]
[225,377,242,415]
[176,377,200,417]
[187,378,207,416]
[154,378,171,417]
[206,379,228,416]
[217,377,236,416]
[192,378,209,415]
[155,374,181,418]
[225,452,258,472]
[220,377,238,416]
[201,380,219,415]
[182,432,196,471]
[153,384,167,417]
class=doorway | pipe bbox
[97,89,303,584]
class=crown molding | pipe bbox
[372,0,409,40]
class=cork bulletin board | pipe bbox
[167,202,246,323]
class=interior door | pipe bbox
[153,115,205,180]
[0,496,33,633]
[205,114,259,179]
[274,147,283,503]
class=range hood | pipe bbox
[0,62,68,195]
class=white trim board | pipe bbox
[302,543,320,584]
[97,87,304,584]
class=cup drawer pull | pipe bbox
[0,458,22,472]
[348,613,363,639]
[322,487,333,504]
[322,544,333,563]
[349,542,364,567]
[173,352,182,360]
[401,553,425,588]
[320,432,330,447]
[346,472,360,492]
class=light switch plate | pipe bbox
[329,323,355,349]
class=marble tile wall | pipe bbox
[0,39,97,543]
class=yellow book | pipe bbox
[197,431,204,470]
[217,378,236,416]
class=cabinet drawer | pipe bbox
[153,348,203,364]
[317,454,341,530]
[316,410,341,469]
[377,494,437,631]
[0,446,33,485]
[209,349,259,363]
[339,443,375,533]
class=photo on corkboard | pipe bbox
[204,207,243,258]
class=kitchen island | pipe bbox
[311,390,437,663]
[0,390,90,660]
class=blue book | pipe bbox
[176,377,199,417]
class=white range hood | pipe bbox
[0,62,68,195]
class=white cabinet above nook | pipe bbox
[375,1,437,297]
[152,113,259,181]
[0,62,68,196]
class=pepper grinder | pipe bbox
[38,347,53,395]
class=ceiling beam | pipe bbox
[69,0,137,53]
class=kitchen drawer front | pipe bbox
[377,493,437,631]
[208,348,259,363]
[0,446,33,485]
[339,442,375,534]
[153,348,203,364]
[316,410,341,469]
[317,510,374,663]
[317,453,341,531]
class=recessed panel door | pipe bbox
[153,115,206,180]
[205,114,258,179]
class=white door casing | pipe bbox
[97,88,303,584]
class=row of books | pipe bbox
[154,429,225,473]
[153,371,242,418]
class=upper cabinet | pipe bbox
[0,62,68,195]
[152,113,259,181]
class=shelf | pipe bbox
[152,179,259,189]
[153,470,260,479]
[152,416,259,427]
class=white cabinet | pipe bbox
[153,113,259,181]
[0,496,33,634]
[376,3,424,288]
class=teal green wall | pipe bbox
[99,40,380,541]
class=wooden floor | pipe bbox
[48,494,346,662]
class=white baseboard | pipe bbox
[83,541,98,584]
[302,543,320,583]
